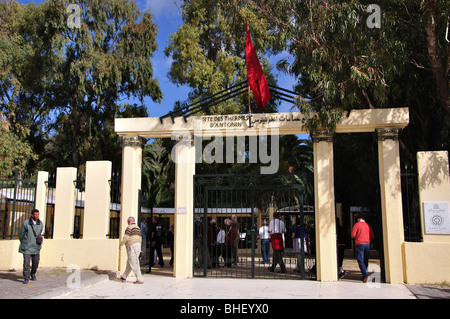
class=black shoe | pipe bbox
[23,279,29,284]
[31,274,36,281]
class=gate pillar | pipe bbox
[119,136,144,271]
[173,134,196,278]
[376,128,404,284]
[53,167,77,239]
[312,131,338,281]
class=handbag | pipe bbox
[31,223,43,245]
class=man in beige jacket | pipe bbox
[118,217,144,284]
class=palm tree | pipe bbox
[279,135,314,205]
[141,139,174,218]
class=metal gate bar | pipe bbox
[0,169,37,239]
[194,174,316,280]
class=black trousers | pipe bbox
[23,254,40,280]
[150,242,164,267]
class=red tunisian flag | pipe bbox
[246,23,271,112]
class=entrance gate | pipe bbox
[193,174,316,280]
[116,107,409,282]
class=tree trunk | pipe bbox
[424,0,449,114]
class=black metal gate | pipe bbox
[0,169,37,239]
[194,174,316,280]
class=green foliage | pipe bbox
[0,123,37,176]
[142,139,174,209]
[165,0,280,114]
[0,0,162,172]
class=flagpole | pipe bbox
[246,20,252,128]
[248,84,252,127]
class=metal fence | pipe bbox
[73,173,85,239]
[108,171,121,239]
[0,169,37,239]
[44,173,56,238]
[401,166,422,242]
[194,174,316,280]
[1,169,122,240]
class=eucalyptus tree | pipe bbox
[252,0,449,157]
[165,0,282,115]
[0,0,162,172]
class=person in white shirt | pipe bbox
[258,220,270,264]
[268,213,286,273]
[215,223,226,266]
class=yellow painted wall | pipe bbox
[4,112,450,285]
[403,242,450,284]
[401,151,450,284]
[0,239,119,271]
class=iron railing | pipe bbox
[44,173,56,238]
[194,174,316,280]
[401,165,422,242]
[72,173,85,239]
[0,169,37,239]
[108,171,121,239]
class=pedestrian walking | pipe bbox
[19,209,43,284]
[258,220,270,264]
[268,213,287,273]
[148,216,164,271]
[351,216,374,283]
[119,216,144,284]
[140,218,148,263]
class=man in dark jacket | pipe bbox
[19,209,43,284]
[148,216,164,271]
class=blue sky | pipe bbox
[17,0,297,118]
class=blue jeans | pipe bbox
[260,239,270,263]
[355,244,370,278]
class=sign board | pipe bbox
[423,202,450,235]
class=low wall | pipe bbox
[403,242,450,284]
[0,239,119,271]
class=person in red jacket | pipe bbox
[351,216,374,282]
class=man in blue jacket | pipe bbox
[19,209,43,284]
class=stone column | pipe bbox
[376,128,404,284]
[53,167,77,239]
[83,161,112,239]
[119,136,144,271]
[173,134,196,278]
[312,130,337,281]
[35,171,49,228]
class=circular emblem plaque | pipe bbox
[431,215,444,226]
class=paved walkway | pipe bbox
[1,266,448,300]
[0,268,114,299]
